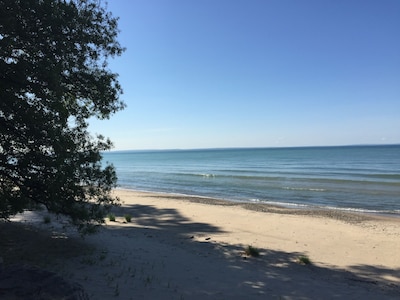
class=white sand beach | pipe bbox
[4,189,400,299]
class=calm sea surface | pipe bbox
[102,145,400,215]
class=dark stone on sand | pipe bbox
[0,265,88,300]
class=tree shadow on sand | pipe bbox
[103,203,400,299]
[114,203,223,236]
[2,203,399,299]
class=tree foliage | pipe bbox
[0,0,125,232]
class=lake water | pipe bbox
[102,145,400,215]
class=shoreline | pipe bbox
[115,187,400,223]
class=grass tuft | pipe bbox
[298,255,312,265]
[124,214,132,222]
[244,245,260,257]
[107,213,116,222]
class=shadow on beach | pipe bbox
[1,202,400,299]
[103,202,400,299]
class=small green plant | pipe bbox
[298,255,312,265]
[107,213,116,222]
[124,214,132,222]
[43,215,51,224]
[244,245,260,257]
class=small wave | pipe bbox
[283,187,326,192]
[248,199,400,215]
[322,206,400,215]
[172,172,217,178]
[201,174,216,178]
[249,199,311,208]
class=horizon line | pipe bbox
[105,143,400,153]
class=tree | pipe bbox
[0,0,125,233]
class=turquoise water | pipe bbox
[102,145,400,214]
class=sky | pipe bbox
[89,0,400,150]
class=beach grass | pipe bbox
[124,214,132,222]
[298,255,312,265]
[107,213,116,222]
[244,245,260,257]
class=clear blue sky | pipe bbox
[89,0,400,150]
